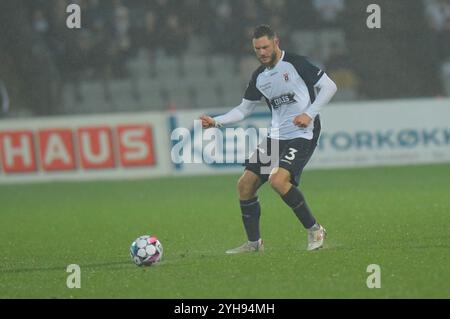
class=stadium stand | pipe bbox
[0,0,447,116]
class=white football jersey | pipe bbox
[244,51,325,140]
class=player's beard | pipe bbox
[260,51,278,68]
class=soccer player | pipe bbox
[200,25,337,253]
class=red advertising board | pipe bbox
[39,129,76,171]
[0,124,156,174]
[0,130,37,173]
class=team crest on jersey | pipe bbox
[283,72,290,82]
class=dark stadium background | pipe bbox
[0,0,449,301]
[0,0,447,117]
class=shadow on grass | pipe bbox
[0,249,233,275]
[0,260,132,274]
[4,240,448,275]
[0,252,229,274]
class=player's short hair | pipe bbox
[253,24,276,40]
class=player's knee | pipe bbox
[268,174,282,191]
[269,172,289,193]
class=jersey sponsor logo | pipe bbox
[270,93,296,109]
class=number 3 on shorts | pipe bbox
[285,148,298,161]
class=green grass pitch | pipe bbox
[0,164,449,298]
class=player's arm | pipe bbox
[201,68,263,129]
[200,99,259,128]
[304,73,337,120]
[295,73,337,127]
[291,55,337,127]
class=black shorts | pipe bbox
[244,116,321,187]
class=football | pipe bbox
[130,235,163,266]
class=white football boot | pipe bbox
[226,239,264,254]
[307,225,326,251]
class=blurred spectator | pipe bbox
[208,1,243,73]
[208,1,236,53]
[89,22,114,102]
[32,10,49,35]
[325,42,359,98]
[285,0,316,29]
[312,0,345,27]
[143,10,160,77]
[111,0,131,78]
[180,0,206,34]
[424,0,450,61]
[0,80,10,115]
[163,13,186,76]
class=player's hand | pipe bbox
[293,113,312,128]
[200,115,216,129]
